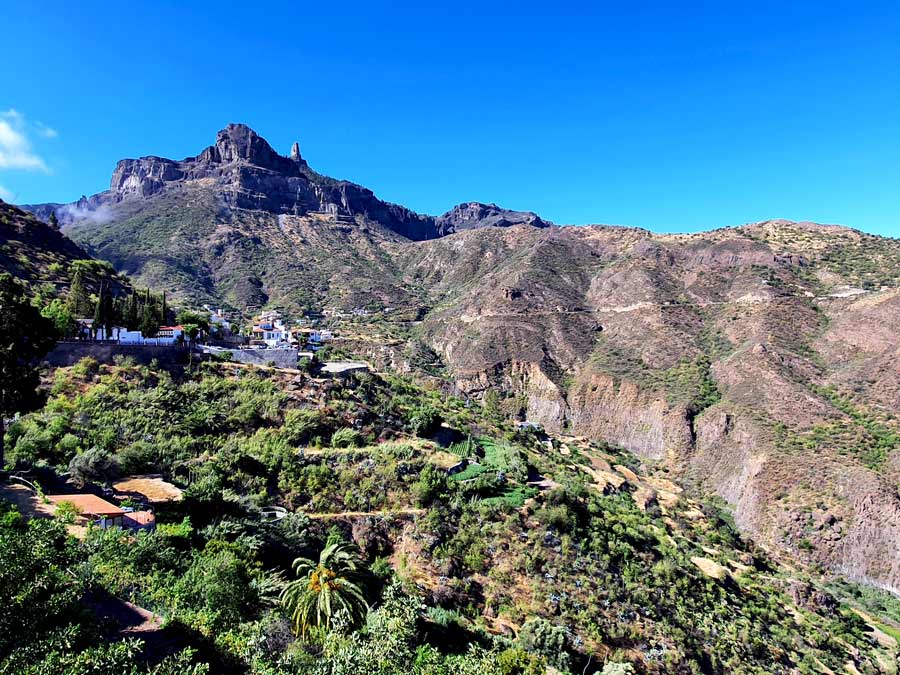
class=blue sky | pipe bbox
[2,1,900,236]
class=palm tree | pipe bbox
[280,540,369,637]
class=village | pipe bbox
[67,302,391,376]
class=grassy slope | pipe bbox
[4,361,897,673]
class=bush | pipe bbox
[601,663,636,675]
[54,500,82,524]
[68,447,120,486]
[407,404,442,437]
[282,408,326,445]
[414,464,448,506]
[519,618,571,671]
[330,427,363,449]
[71,357,100,379]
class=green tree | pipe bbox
[407,404,442,437]
[41,298,77,338]
[65,264,91,318]
[281,540,369,637]
[176,310,210,333]
[123,293,139,330]
[47,211,59,230]
[139,289,158,338]
[92,281,115,339]
[0,274,55,467]
[483,389,502,420]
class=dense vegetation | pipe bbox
[1,359,894,673]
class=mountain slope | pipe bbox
[0,199,91,286]
[398,222,900,593]
[24,124,548,311]
[17,125,900,596]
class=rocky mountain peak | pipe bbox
[25,124,555,241]
[435,201,552,233]
[196,123,288,171]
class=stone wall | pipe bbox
[206,347,299,369]
[42,342,190,369]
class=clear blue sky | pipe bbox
[2,0,900,236]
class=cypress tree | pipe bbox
[124,293,139,330]
[66,266,91,318]
[93,282,104,339]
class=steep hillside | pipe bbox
[399,222,900,594]
[4,362,898,673]
[0,199,92,286]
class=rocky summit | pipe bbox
[20,124,900,600]
[27,123,544,242]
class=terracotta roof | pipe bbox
[48,494,124,517]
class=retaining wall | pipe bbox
[43,342,190,369]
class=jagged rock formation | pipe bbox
[26,124,545,241]
[435,201,551,235]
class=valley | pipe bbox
[2,123,900,674]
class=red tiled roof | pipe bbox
[48,494,124,517]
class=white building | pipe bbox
[118,325,184,346]
[76,320,127,341]
[251,318,290,348]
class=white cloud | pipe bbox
[36,122,58,139]
[0,109,51,172]
[0,183,13,202]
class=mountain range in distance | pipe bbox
[13,123,900,596]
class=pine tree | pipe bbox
[161,291,168,325]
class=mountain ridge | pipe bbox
[24,123,552,241]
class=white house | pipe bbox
[251,318,290,348]
[309,329,334,344]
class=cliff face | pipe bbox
[400,222,900,591]
[26,124,548,243]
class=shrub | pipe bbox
[71,357,100,379]
[414,464,448,506]
[519,617,571,671]
[54,500,82,524]
[407,404,442,437]
[282,408,325,445]
[330,427,362,449]
[68,446,120,486]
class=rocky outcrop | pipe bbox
[435,202,552,235]
[567,372,694,462]
[24,125,553,243]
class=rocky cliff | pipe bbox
[26,124,547,242]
